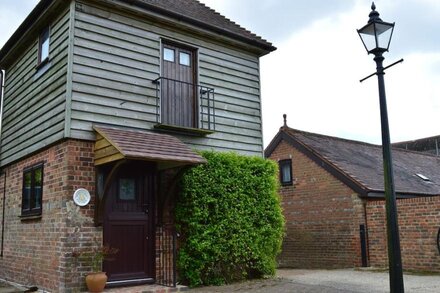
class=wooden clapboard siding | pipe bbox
[70,1,264,155]
[0,7,70,167]
[70,3,161,139]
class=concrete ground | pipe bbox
[191,269,440,293]
[2,269,440,292]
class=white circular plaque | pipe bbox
[73,188,91,207]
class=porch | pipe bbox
[92,125,206,289]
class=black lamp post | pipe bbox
[357,3,404,293]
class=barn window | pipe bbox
[38,27,50,65]
[279,159,292,186]
[22,163,44,216]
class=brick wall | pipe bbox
[367,196,440,272]
[269,141,366,268]
[0,139,99,292]
[0,139,180,291]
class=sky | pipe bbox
[1,0,439,147]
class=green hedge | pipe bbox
[176,151,285,287]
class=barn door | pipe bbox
[103,163,155,284]
[161,43,197,128]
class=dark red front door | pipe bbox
[103,163,155,283]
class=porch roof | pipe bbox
[93,125,206,168]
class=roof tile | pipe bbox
[284,127,440,196]
[94,125,206,165]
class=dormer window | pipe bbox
[38,27,50,64]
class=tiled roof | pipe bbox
[131,0,275,51]
[0,0,275,62]
[393,135,440,156]
[94,125,206,165]
[267,127,440,196]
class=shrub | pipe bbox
[176,151,284,287]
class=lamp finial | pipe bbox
[368,2,382,23]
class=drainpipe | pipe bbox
[363,201,370,266]
[0,69,4,134]
[0,70,3,257]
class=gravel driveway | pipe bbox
[190,269,440,292]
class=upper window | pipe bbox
[163,47,175,62]
[38,27,50,64]
[22,163,44,216]
[279,159,292,186]
[179,52,191,66]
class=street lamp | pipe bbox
[357,3,404,293]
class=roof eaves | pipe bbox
[367,191,440,199]
[267,128,370,197]
[264,128,285,158]
[0,0,54,65]
[121,0,276,54]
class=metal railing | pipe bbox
[153,77,215,131]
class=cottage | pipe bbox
[265,118,440,271]
[0,0,275,291]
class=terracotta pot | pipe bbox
[85,272,107,293]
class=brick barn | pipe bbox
[265,118,440,271]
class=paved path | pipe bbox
[191,269,440,292]
[2,269,440,292]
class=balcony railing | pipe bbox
[153,77,215,132]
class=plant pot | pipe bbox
[85,272,107,293]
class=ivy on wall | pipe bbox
[176,151,285,287]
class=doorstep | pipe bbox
[103,284,188,293]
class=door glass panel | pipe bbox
[179,52,190,66]
[119,178,136,200]
[163,48,175,62]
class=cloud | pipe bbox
[261,1,440,146]
[2,0,438,146]
[202,0,354,43]
[201,0,440,145]
[0,0,39,48]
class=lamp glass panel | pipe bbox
[359,31,377,52]
[360,23,376,35]
[376,23,393,49]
